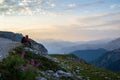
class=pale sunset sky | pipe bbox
[0,0,120,41]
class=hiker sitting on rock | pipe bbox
[21,35,31,47]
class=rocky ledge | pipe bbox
[0,31,48,61]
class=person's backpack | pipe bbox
[21,37,25,43]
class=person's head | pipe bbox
[25,35,28,38]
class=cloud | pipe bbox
[75,11,120,27]
[4,11,119,41]
[65,0,105,10]
[1,0,117,16]
[52,11,120,31]
[0,0,57,16]
[110,4,120,9]
[67,3,77,9]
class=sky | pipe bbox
[0,0,120,41]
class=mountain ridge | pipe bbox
[92,48,120,72]
[70,48,107,62]
[62,37,120,53]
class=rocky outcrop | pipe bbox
[0,31,48,55]
[0,31,23,42]
[36,70,76,80]
[31,40,48,55]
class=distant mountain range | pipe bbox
[62,37,120,53]
[70,48,107,62]
[104,38,120,50]
[37,39,112,54]
[92,48,120,72]
[37,39,78,54]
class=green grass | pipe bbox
[0,46,65,80]
[50,54,120,80]
[0,46,120,80]
[10,46,65,71]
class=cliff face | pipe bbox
[0,31,48,55]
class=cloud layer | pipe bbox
[0,0,56,16]
[0,0,120,16]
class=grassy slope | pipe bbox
[0,46,120,80]
[50,54,120,80]
[0,46,64,80]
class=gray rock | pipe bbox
[56,70,65,75]
[31,40,48,55]
[46,70,54,76]
[76,70,80,74]
[24,47,40,55]
[40,77,47,80]
[36,77,47,80]
[64,72,73,77]
[38,71,46,76]
[54,73,59,78]
[44,55,59,62]
[56,70,73,77]
[46,70,54,73]
[104,77,110,80]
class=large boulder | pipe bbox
[24,40,48,55]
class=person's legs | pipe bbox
[25,42,32,48]
[28,41,32,48]
[22,41,32,48]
